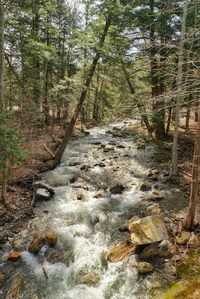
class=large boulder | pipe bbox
[28,232,45,254]
[45,231,58,247]
[129,215,168,245]
[106,242,136,263]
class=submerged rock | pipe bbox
[106,242,136,263]
[45,231,58,247]
[28,232,45,254]
[76,192,85,201]
[5,275,24,299]
[12,240,23,250]
[140,182,152,192]
[110,184,125,194]
[147,190,165,201]
[8,251,22,262]
[74,270,100,286]
[129,215,168,245]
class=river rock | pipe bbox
[8,251,22,262]
[158,240,174,258]
[129,215,168,245]
[140,243,158,259]
[93,191,103,198]
[5,275,24,299]
[110,184,125,194]
[147,190,165,201]
[148,169,159,181]
[106,242,136,263]
[36,188,51,201]
[12,239,23,250]
[147,203,161,215]
[76,192,85,201]
[176,231,191,245]
[137,262,153,274]
[45,231,58,247]
[140,182,152,192]
[28,232,45,254]
[123,216,140,230]
[188,233,199,248]
[140,240,174,259]
[0,272,6,283]
[75,270,100,286]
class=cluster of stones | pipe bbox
[7,231,58,263]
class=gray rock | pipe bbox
[36,188,52,201]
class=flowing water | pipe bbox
[1,120,157,299]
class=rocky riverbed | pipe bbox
[0,120,198,299]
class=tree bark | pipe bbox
[149,0,166,140]
[0,2,5,112]
[53,17,111,167]
[166,106,172,134]
[171,1,188,176]
[185,103,191,131]
[185,108,200,229]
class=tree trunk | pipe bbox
[53,17,111,167]
[195,101,199,122]
[171,1,188,176]
[122,62,151,134]
[32,0,41,107]
[149,0,166,140]
[185,104,190,131]
[185,109,200,229]
[166,106,172,134]
[1,157,9,207]
[0,3,5,112]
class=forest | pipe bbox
[0,0,200,298]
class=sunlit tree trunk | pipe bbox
[185,109,200,229]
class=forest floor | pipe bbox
[0,116,197,242]
[0,120,91,239]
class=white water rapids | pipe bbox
[1,120,157,299]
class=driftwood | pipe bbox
[43,144,55,158]
[42,266,49,280]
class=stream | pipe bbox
[1,120,164,299]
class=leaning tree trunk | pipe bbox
[0,2,5,112]
[122,62,151,134]
[185,109,200,229]
[171,1,188,176]
[53,17,111,167]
